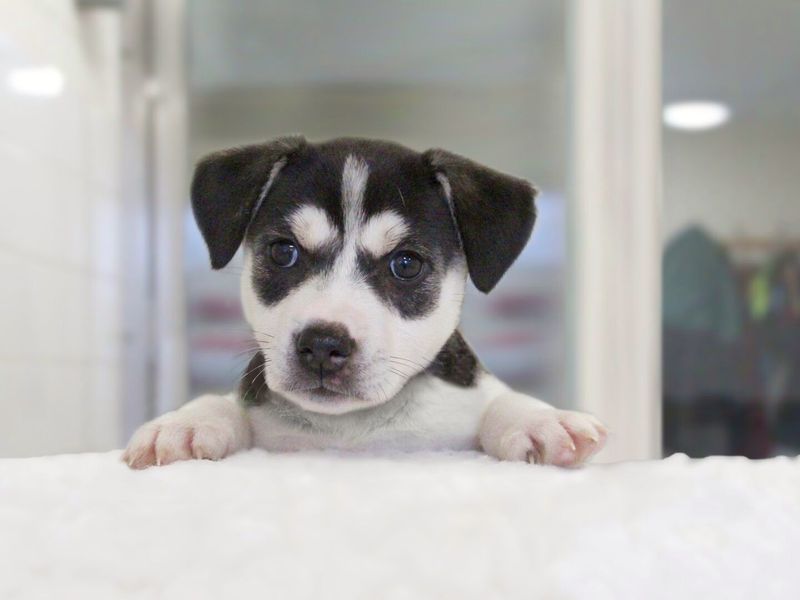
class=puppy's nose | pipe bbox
[295,323,355,374]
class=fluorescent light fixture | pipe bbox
[7,66,64,97]
[663,101,731,131]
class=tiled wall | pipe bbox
[0,2,123,456]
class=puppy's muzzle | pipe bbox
[295,322,355,375]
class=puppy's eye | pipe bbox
[270,240,299,268]
[389,251,423,280]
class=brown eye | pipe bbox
[389,251,423,280]
[270,240,299,267]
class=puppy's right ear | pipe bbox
[191,135,306,269]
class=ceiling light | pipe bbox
[7,66,64,97]
[663,101,730,131]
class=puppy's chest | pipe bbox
[247,375,495,453]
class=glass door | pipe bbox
[662,0,800,457]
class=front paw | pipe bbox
[480,397,607,467]
[122,395,249,469]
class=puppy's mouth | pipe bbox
[277,359,400,414]
[284,366,362,402]
[286,382,358,402]
[306,386,342,398]
[277,380,378,415]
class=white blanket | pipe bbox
[0,450,798,599]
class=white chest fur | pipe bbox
[248,372,509,453]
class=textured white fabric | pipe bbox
[0,450,798,600]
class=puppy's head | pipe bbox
[192,137,536,414]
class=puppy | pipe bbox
[123,136,607,468]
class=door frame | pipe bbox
[120,0,188,437]
[568,0,663,461]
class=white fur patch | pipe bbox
[435,172,463,249]
[251,158,287,227]
[123,394,252,469]
[434,172,452,201]
[341,155,369,238]
[248,371,508,452]
[289,205,338,250]
[359,211,409,257]
[479,391,607,466]
[328,153,371,287]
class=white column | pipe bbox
[119,0,154,437]
[78,4,125,450]
[150,0,189,416]
[120,0,188,436]
[568,0,663,461]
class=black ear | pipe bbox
[423,148,537,293]
[190,136,307,269]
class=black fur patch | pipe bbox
[239,351,269,406]
[249,235,338,307]
[425,330,480,387]
[423,148,537,293]
[356,249,442,319]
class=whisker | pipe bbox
[250,343,272,350]
[377,382,388,404]
[388,344,435,365]
[253,376,270,401]
[241,360,269,380]
[389,355,429,371]
[396,186,406,209]
[231,349,270,361]
[389,367,409,379]
[388,360,422,374]
[232,345,267,353]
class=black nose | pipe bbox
[295,323,355,375]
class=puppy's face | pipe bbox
[241,143,466,413]
[192,137,536,414]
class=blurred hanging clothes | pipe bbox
[748,251,800,449]
[663,226,747,401]
[664,226,744,342]
[748,251,800,324]
[662,226,760,457]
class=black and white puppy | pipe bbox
[123,136,607,469]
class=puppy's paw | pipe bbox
[506,410,607,466]
[122,395,250,469]
[480,396,607,467]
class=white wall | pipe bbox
[0,2,124,457]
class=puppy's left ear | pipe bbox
[423,149,537,293]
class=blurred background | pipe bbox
[0,0,797,460]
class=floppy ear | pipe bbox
[190,135,307,269]
[423,148,537,293]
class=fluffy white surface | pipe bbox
[0,450,798,599]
